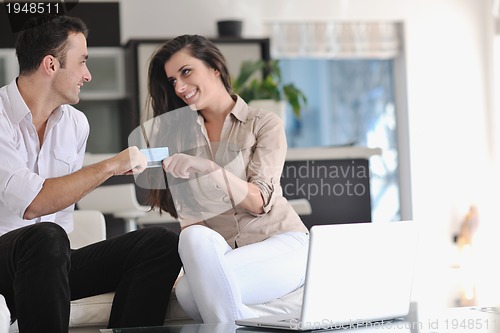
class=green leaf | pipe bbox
[232,59,307,119]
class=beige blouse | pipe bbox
[155,96,308,248]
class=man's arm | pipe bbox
[23,146,147,220]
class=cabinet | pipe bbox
[0,49,18,86]
[80,48,125,100]
[282,147,381,228]
[78,47,127,153]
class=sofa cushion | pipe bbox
[9,287,303,331]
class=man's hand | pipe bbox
[112,146,148,176]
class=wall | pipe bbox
[84,0,499,305]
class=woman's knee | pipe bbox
[179,225,206,249]
[178,225,225,256]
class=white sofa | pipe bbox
[0,295,8,333]
[5,210,303,332]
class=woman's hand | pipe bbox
[162,153,216,179]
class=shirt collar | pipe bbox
[6,78,31,125]
[6,78,64,125]
[230,95,249,123]
[195,95,249,126]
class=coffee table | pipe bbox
[98,303,500,333]
[100,323,237,332]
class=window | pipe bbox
[266,21,406,222]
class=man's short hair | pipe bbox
[16,15,89,75]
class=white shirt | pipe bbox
[0,79,89,235]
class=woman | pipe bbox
[146,35,309,323]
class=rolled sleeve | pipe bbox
[2,169,44,219]
[246,111,287,214]
[251,178,279,214]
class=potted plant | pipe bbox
[232,59,307,120]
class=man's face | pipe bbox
[52,32,91,105]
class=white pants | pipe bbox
[175,225,309,323]
[0,295,9,333]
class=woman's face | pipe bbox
[164,49,223,111]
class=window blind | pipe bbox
[264,21,402,59]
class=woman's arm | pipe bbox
[162,154,264,214]
[163,111,287,215]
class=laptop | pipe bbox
[236,221,419,331]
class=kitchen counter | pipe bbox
[281,146,381,228]
[286,146,382,161]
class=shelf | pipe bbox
[0,49,18,87]
[79,47,125,100]
[286,146,382,161]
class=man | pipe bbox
[0,15,182,332]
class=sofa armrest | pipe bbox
[0,295,9,333]
[68,210,106,249]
